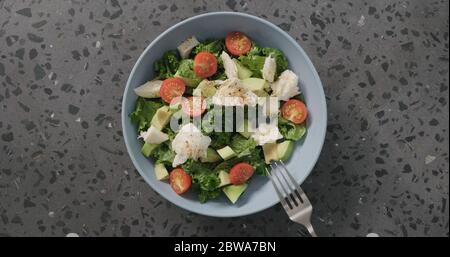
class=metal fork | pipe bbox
[268,160,317,237]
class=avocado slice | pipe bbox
[237,119,253,139]
[233,59,253,79]
[241,78,268,92]
[290,124,307,141]
[150,106,172,130]
[253,90,269,97]
[133,80,162,98]
[200,148,222,163]
[141,142,158,157]
[217,146,237,161]
[174,75,202,88]
[154,163,169,180]
[223,184,247,204]
[262,143,278,164]
[193,80,217,98]
[277,140,295,161]
[218,170,231,187]
[169,101,181,111]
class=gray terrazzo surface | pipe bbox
[0,0,448,237]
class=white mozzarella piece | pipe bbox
[251,123,283,145]
[262,55,277,82]
[177,36,200,59]
[270,70,301,101]
[220,51,238,79]
[171,123,211,167]
[139,126,169,144]
[134,80,163,98]
[212,78,258,107]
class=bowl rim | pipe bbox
[122,11,327,218]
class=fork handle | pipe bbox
[305,223,318,237]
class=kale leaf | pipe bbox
[181,160,221,203]
[154,50,180,79]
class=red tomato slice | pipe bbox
[169,168,192,195]
[225,31,252,56]
[229,162,254,185]
[193,52,218,78]
[281,99,308,124]
[181,96,206,117]
[160,77,186,104]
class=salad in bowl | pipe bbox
[129,31,308,204]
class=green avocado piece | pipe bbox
[262,143,278,164]
[150,106,172,130]
[141,142,158,157]
[154,163,169,180]
[291,124,307,140]
[169,101,181,111]
[200,148,222,163]
[193,80,217,98]
[218,170,231,187]
[253,90,269,97]
[233,59,253,79]
[223,184,247,204]
[277,140,295,161]
[217,146,237,161]
[175,76,202,88]
[241,78,268,92]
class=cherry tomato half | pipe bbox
[159,77,186,104]
[229,162,254,185]
[169,168,192,194]
[193,52,218,78]
[281,99,308,124]
[225,31,252,56]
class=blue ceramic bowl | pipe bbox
[122,12,327,217]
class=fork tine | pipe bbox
[270,164,290,198]
[270,161,317,237]
[268,164,292,210]
[278,160,310,205]
[273,162,300,206]
[274,165,297,206]
[277,161,298,186]
[274,162,296,190]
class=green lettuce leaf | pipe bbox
[203,107,234,148]
[151,143,175,165]
[261,48,289,76]
[238,55,266,78]
[210,57,226,80]
[230,134,257,157]
[209,132,233,149]
[247,43,263,55]
[129,97,162,132]
[278,116,307,141]
[174,59,202,87]
[238,46,289,78]
[193,39,224,56]
[199,189,221,203]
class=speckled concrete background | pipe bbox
[0,0,448,237]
